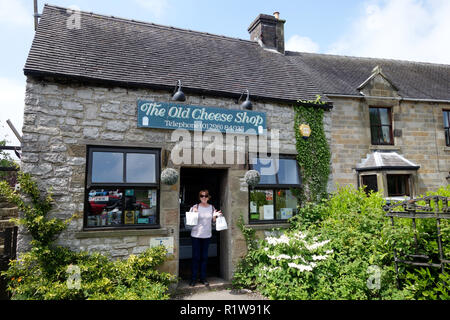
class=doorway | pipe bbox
[178,168,227,280]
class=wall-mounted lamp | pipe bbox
[172,80,186,102]
[237,89,252,110]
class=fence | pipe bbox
[0,227,18,300]
[383,196,450,285]
[0,144,20,299]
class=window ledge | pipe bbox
[443,146,450,152]
[75,228,169,239]
[369,145,400,151]
[245,223,290,230]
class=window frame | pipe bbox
[248,155,301,224]
[361,174,378,194]
[387,174,411,197]
[444,110,450,147]
[84,146,161,230]
[369,107,394,145]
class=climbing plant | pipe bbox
[294,96,331,203]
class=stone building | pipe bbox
[19,5,450,281]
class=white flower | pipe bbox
[261,266,281,272]
[326,250,334,254]
[267,254,292,260]
[266,234,290,245]
[305,239,330,251]
[288,263,314,272]
[293,231,307,240]
[312,255,328,261]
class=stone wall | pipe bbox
[329,96,450,194]
[20,76,317,278]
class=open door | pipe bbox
[178,168,227,280]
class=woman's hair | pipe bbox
[198,189,211,200]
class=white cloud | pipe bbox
[0,0,32,27]
[286,35,320,53]
[134,0,169,19]
[0,77,25,146]
[328,0,450,64]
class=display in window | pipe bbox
[250,189,274,221]
[275,189,298,220]
[86,188,157,227]
[87,189,123,227]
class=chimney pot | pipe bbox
[273,12,280,19]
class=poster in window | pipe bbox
[265,191,273,201]
[250,201,257,213]
[280,208,293,219]
[263,205,274,220]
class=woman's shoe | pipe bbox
[189,280,196,287]
[199,279,209,286]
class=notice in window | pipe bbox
[280,208,293,219]
[263,205,274,220]
[250,201,257,213]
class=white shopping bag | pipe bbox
[216,215,228,231]
[185,211,198,226]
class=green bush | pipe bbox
[0,171,176,300]
[233,186,408,299]
[3,245,175,300]
[234,185,450,300]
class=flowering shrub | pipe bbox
[250,230,334,299]
[233,186,407,299]
[0,171,176,300]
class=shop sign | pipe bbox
[150,236,174,254]
[137,100,266,134]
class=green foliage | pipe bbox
[294,98,331,203]
[403,267,450,300]
[0,171,175,300]
[0,171,75,248]
[233,185,409,299]
[234,185,450,300]
[0,140,17,186]
[3,245,175,300]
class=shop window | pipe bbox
[444,110,450,147]
[369,107,393,145]
[361,175,378,194]
[249,157,301,222]
[85,147,160,229]
[387,174,410,197]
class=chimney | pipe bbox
[248,12,285,54]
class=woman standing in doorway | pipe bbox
[189,189,222,286]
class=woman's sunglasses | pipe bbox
[200,194,209,198]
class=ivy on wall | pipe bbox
[294,96,331,203]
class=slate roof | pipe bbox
[24,5,450,104]
[356,152,420,172]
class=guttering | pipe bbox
[324,93,450,104]
[355,165,420,172]
[24,69,333,110]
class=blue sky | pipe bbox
[1,0,450,147]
